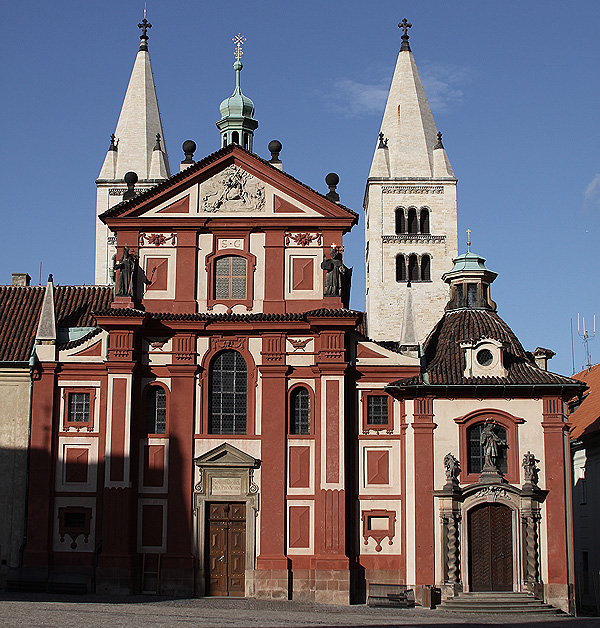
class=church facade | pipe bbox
[4,19,584,612]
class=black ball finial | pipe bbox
[268,139,282,163]
[123,171,138,200]
[124,171,138,185]
[325,172,340,203]
[182,140,196,163]
[325,172,339,187]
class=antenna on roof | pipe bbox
[39,262,42,286]
[570,318,575,376]
[577,313,596,372]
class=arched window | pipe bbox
[214,256,247,300]
[396,254,407,282]
[407,208,418,234]
[290,387,310,435]
[209,350,247,435]
[421,255,431,281]
[467,423,508,475]
[231,131,240,144]
[146,386,167,434]
[408,254,419,282]
[395,208,406,234]
[420,208,430,234]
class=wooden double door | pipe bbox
[206,502,246,596]
[468,503,513,591]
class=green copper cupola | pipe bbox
[442,232,498,312]
[216,34,258,151]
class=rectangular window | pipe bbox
[215,255,247,300]
[467,283,478,307]
[366,395,388,425]
[68,392,90,423]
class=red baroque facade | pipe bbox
[13,144,582,611]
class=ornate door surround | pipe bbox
[435,481,546,598]
[193,443,260,597]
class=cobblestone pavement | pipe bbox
[1,593,599,628]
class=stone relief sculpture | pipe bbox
[114,246,137,297]
[201,165,265,212]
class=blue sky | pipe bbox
[1,1,600,377]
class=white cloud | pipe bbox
[584,174,600,209]
[324,78,389,116]
[420,63,470,114]
[323,63,470,117]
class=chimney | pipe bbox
[533,347,555,371]
[12,273,31,286]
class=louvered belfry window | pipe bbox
[214,255,247,300]
[290,387,310,434]
[209,350,247,434]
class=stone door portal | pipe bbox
[468,503,513,591]
[206,502,246,596]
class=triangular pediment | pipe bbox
[194,442,260,469]
[100,145,358,226]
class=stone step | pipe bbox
[439,592,562,614]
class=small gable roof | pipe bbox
[100,143,358,224]
[0,285,112,362]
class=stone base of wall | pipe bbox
[96,567,132,595]
[545,582,572,614]
[160,567,194,597]
[252,568,290,600]
[288,569,350,605]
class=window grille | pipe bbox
[214,256,247,300]
[68,392,90,423]
[146,387,167,434]
[290,387,310,434]
[209,350,247,435]
[366,395,388,425]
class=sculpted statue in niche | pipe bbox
[202,165,265,212]
[480,420,507,471]
[114,246,137,297]
[321,245,352,307]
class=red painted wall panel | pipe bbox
[325,380,339,483]
[65,447,89,483]
[289,506,311,548]
[289,446,310,489]
[109,378,128,482]
[141,504,164,547]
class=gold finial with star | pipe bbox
[233,33,246,62]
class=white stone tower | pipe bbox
[95,17,171,284]
[365,20,458,343]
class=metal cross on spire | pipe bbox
[139,18,152,39]
[138,17,151,50]
[398,18,412,52]
[466,229,472,252]
[233,33,246,61]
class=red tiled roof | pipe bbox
[569,364,600,439]
[100,144,359,221]
[94,307,363,323]
[388,308,583,389]
[0,285,113,362]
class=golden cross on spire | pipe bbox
[466,229,472,252]
[233,33,246,61]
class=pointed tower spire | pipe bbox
[95,17,171,285]
[216,34,258,151]
[364,20,458,343]
[35,275,57,362]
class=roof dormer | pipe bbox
[461,337,508,379]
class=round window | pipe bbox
[476,348,494,366]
